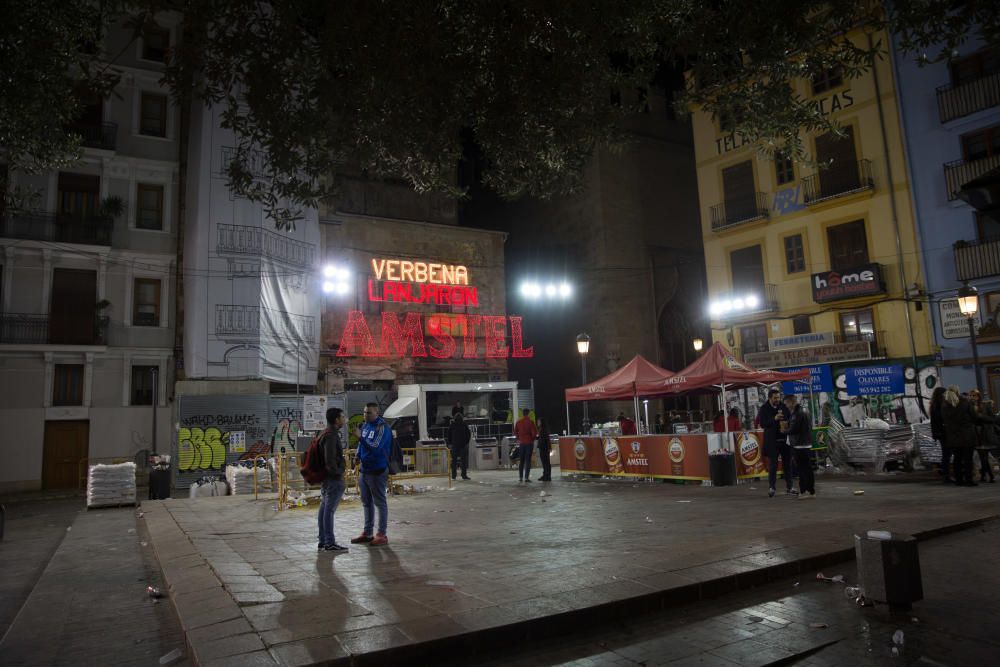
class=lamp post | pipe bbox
[958,283,983,394]
[693,338,703,353]
[577,333,591,433]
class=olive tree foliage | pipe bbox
[2,1,998,228]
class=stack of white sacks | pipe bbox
[87,462,137,508]
[226,463,272,495]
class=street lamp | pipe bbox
[958,282,983,394]
[693,338,704,352]
[576,333,591,433]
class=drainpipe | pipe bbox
[869,32,922,404]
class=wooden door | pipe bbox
[50,269,97,344]
[722,160,755,221]
[43,420,89,489]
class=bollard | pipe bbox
[854,530,923,610]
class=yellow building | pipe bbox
[691,28,936,422]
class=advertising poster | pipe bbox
[303,395,330,432]
[559,436,710,479]
[845,365,904,396]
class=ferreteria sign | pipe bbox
[336,256,534,359]
[744,341,872,368]
[811,263,885,303]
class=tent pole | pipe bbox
[566,401,571,436]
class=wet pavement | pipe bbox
[468,519,1000,666]
[139,468,999,665]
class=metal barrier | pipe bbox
[390,446,452,491]
[250,456,273,500]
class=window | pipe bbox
[793,315,811,335]
[142,24,170,62]
[139,93,167,137]
[136,184,164,230]
[722,160,757,222]
[730,245,766,294]
[57,172,100,218]
[840,309,875,340]
[53,364,84,406]
[827,220,869,270]
[811,67,843,95]
[131,365,158,405]
[740,324,768,354]
[774,152,795,185]
[784,234,805,274]
[961,125,1000,162]
[951,47,1000,86]
[815,125,859,196]
[976,211,1000,241]
[133,278,161,326]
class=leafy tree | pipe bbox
[3,1,998,228]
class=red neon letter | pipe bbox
[336,310,378,357]
[380,312,427,357]
[509,316,534,358]
[462,315,481,358]
[483,315,509,358]
[428,319,457,359]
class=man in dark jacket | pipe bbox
[758,389,793,497]
[448,413,472,480]
[318,407,347,551]
[784,395,815,497]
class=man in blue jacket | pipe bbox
[351,402,392,546]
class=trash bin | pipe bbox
[149,466,171,500]
[474,443,499,470]
[854,531,923,609]
[708,453,736,486]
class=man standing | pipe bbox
[514,408,538,482]
[318,407,348,551]
[784,394,815,498]
[758,388,794,498]
[351,403,391,546]
[618,411,638,435]
[536,417,552,481]
[448,412,472,480]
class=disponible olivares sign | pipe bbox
[334,258,534,359]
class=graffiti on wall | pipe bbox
[271,406,303,452]
[177,413,268,471]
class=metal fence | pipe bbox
[802,159,874,205]
[944,153,1000,201]
[710,192,770,231]
[937,71,1000,123]
[954,237,1000,282]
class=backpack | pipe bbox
[300,430,328,485]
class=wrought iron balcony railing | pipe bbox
[66,121,118,151]
[0,211,113,245]
[937,71,1000,123]
[0,313,108,345]
[954,237,1000,281]
[802,159,875,205]
[710,192,770,232]
[944,154,1000,201]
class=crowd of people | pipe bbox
[757,389,816,499]
[930,385,999,486]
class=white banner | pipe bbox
[303,395,331,432]
[184,103,320,382]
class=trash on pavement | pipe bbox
[845,586,861,599]
[539,491,548,497]
[809,622,828,629]
[893,630,905,646]
[159,648,184,665]
[816,572,845,583]
[867,530,892,540]
[793,582,800,587]
[140,541,148,547]
[146,586,163,598]
[854,490,865,495]
[427,580,455,587]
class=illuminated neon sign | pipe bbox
[368,281,478,306]
[371,259,468,285]
[335,311,534,359]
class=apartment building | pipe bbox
[0,17,179,491]
[692,26,937,425]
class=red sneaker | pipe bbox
[370,533,389,546]
[350,533,373,544]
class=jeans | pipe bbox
[359,470,389,535]
[539,446,552,480]
[518,443,534,480]
[793,448,814,494]
[767,443,792,490]
[318,478,345,545]
[451,444,469,478]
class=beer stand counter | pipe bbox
[558,430,770,482]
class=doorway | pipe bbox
[43,420,89,489]
[50,268,97,344]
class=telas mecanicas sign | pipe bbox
[811,263,885,303]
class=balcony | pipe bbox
[216,223,314,269]
[215,304,315,340]
[802,159,874,205]
[710,192,769,232]
[944,154,1000,201]
[0,211,113,245]
[0,313,108,345]
[66,121,118,151]
[937,71,1000,123]
[834,330,887,359]
[954,237,1000,281]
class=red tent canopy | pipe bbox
[565,354,675,402]
[634,341,810,397]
